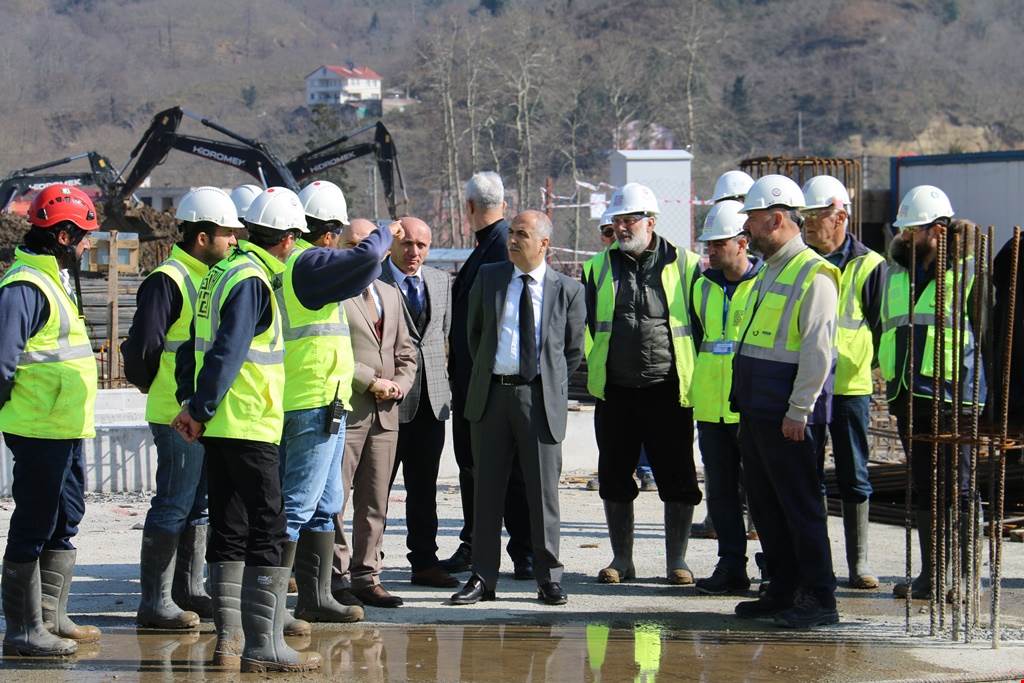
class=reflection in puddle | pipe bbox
[0,622,973,682]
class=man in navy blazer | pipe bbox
[450,210,586,606]
[442,172,533,578]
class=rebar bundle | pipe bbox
[903,224,1022,647]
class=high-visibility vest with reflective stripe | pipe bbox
[0,248,97,438]
[733,247,840,424]
[834,250,885,396]
[145,245,208,424]
[878,259,979,403]
[586,241,700,406]
[278,239,355,412]
[690,272,758,423]
[193,241,285,444]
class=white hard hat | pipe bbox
[699,200,747,241]
[712,170,755,203]
[229,184,263,220]
[802,175,851,211]
[599,210,614,228]
[175,186,243,229]
[893,184,955,229]
[244,187,309,233]
[741,174,805,212]
[298,180,350,225]
[607,182,660,217]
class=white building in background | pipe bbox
[305,64,383,106]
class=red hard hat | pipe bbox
[28,184,99,231]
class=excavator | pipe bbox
[0,105,407,237]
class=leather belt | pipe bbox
[491,374,534,386]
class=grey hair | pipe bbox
[465,171,504,210]
[533,212,553,239]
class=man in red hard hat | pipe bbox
[0,184,100,656]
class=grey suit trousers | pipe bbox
[470,381,563,589]
[332,420,398,589]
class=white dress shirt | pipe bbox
[364,283,383,318]
[492,261,545,375]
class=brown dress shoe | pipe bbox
[411,566,459,588]
[351,584,404,608]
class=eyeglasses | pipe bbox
[612,213,648,227]
[800,208,837,221]
[600,227,615,237]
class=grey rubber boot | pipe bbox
[280,540,311,637]
[894,510,932,599]
[209,561,244,668]
[39,549,101,641]
[136,530,200,629]
[597,500,635,583]
[294,530,364,623]
[172,525,214,619]
[665,503,695,585]
[240,566,322,673]
[842,501,880,589]
[2,559,77,657]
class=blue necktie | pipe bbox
[405,275,423,317]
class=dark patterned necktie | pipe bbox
[518,274,537,381]
[405,275,423,317]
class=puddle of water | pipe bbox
[0,621,974,682]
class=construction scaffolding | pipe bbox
[899,223,1022,647]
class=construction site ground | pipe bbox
[0,468,1023,682]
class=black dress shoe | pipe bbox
[537,581,567,605]
[450,574,496,605]
[513,559,534,581]
[439,545,472,573]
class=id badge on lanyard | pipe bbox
[713,292,733,354]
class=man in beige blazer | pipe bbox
[331,218,417,608]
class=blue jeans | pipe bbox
[697,421,746,571]
[635,448,652,478]
[828,394,873,503]
[144,423,208,535]
[279,406,346,541]
[4,435,85,563]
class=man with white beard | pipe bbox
[583,183,704,587]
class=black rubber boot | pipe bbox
[665,503,695,585]
[294,530,364,623]
[209,561,244,668]
[280,540,311,637]
[2,558,77,657]
[240,566,322,673]
[39,549,101,641]
[894,510,932,599]
[597,501,635,583]
[172,525,214,619]
[136,530,200,629]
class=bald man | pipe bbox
[378,217,457,588]
[450,211,586,606]
[331,218,417,608]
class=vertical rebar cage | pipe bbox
[739,156,863,240]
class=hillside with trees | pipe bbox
[2,0,1022,250]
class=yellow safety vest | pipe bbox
[586,241,700,406]
[834,250,885,396]
[878,259,977,402]
[0,248,97,439]
[193,240,285,444]
[690,272,758,423]
[581,249,605,357]
[144,245,208,425]
[278,238,355,412]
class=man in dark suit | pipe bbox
[450,210,586,606]
[331,218,418,609]
[380,216,458,588]
[443,172,533,578]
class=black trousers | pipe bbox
[389,394,447,572]
[739,416,836,606]
[595,381,701,504]
[202,436,288,566]
[451,410,533,562]
[3,435,85,563]
[890,394,971,511]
